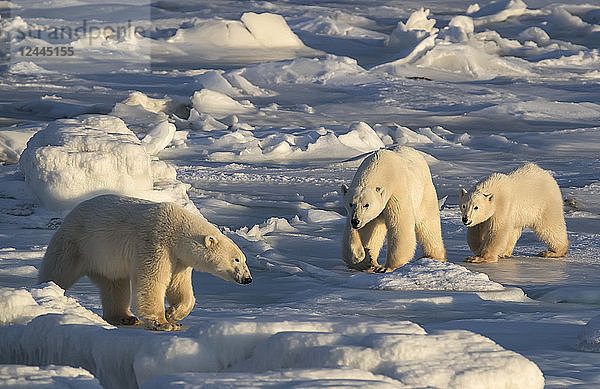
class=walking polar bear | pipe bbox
[460,163,568,263]
[38,194,252,331]
[341,146,446,273]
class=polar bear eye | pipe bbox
[364,204,369,208]
[234,258,240,263]
[474,206,479,210]
[462,205,466,209]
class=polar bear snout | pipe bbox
[351,218,360,229]
[462,216,471,226]
[239,275,252,284]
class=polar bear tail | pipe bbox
[38,227,84,290]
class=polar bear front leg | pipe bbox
[342,218,365,267]
[165,267,195,326]
[348,214,387,272]
[133,256,179,331]
[467,222,510,263]
[466,221,487,256]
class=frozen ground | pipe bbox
[1,0,599,387]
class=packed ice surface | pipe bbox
[1,0,600,388]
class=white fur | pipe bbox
[38,194,252,331]
[341,146,446,272]
[459,163,568,263]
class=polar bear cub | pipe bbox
[38,194,252,331]
[341,146,446,272]
[460,163,568,263]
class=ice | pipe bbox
[0,364,101,388]
[3,0,600,387]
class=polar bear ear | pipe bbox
[460,188,467,198]
[341,184,349,195]
[204,235,218,248]
[484,193,494,201]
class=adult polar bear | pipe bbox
[341,146,446,272]
[460,163,568,263]
[38,194,252,331]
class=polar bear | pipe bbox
[38,194,252,331]
[341,146,446,272]
[459,163,569,263]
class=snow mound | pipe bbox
[0,127,39,165]
[237,217,298,240]
[169,12,305,49]
[239,55,365,86]
[8,61,57,75]
[0,283,109,327]
[18,115,195,212]
[18,115,153,210]
[0,364,102,388]
[387,8,439,50]
[191,89,256,119]
[578,315,600,352]
[295,15,387,40]
[470,0,535,27]
[141,121,176,156]
[205,122,385,163]
[347,258,505,292]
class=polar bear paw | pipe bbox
[106,315,141,326]
[465,256,498,263]
[144,319,182,332]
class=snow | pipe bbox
[1,0,600,387]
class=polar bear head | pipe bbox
[176,233,252,284]
[341,184,387,229]
[459,188,495,226]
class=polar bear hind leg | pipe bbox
[382,203,417,271]
[89,275,139,326]
[533,208,569,258]
[38,230,85,290]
